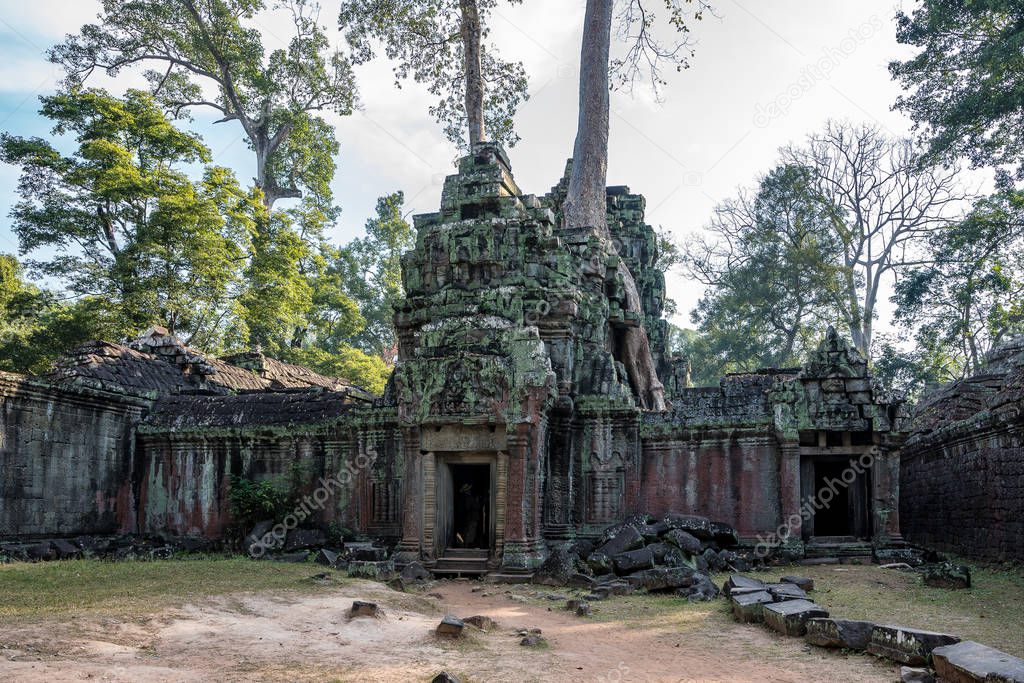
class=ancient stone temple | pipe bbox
[0,144,936,574]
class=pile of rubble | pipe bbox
[725,572,1024,682]
[0,534,216,562]
[531,512,755,601]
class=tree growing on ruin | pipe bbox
[890,1,1024,179]
[782,121,968,356]
[683,164,847,375]
[50,0,357,211]
[337,0,528,149]
[563,0,712,410]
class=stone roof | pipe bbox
[911,336,1024,435]
[40,328,374,402]
[141,390,362,432]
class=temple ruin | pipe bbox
[1,144,1021,572]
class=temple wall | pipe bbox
[0,372,147,537]
[900,419,1024,562]
[639,428,782,538]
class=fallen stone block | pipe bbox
[767,582,808,601]
[315,548,339,568]
[724,574,766,597]
[731,590,774,623]
[349,600,381,618]
[662,513,714,540]
[595,524,644,557]
[436,615,465,638]
[352,545,387,562]
[867,625,960,666]
[613,546,655,575]
[763,599,829,636]
[923,562,971,590]
[931,640,1024,683]
[682,574,720,602]
[586,587,610,601]
[520,634,547,647]
[780,575,814,591]
[574,602,592,617]
[626,566,695,591]
[432,672,461,683]
[463,615,496,631]
[401,560,431,581]
[567,573,595,589]
[663,529,703,555]
[711,521,739,547]
[51,539,82,559]
[284,528,327,552]
[900,666,935,683]
[607,581,634,596]
[587,551,612,575]
[805,618,875,651]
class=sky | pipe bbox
[0,0,924,333]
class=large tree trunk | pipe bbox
[564,0,666,411]
[460,0,485,147]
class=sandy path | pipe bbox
[0,579,898,682]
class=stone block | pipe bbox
[463,615,496,631]
[436,615,465,638]
[315,548,339,568]
[724,574,766,597]
[432,672,461,683]
[931,641,1024,683]
[613,546,655,575]
[763,599,829,636]
[626,566,695,591]
[923,562,971,589]
[596,524,644,557]
[767,582,808,601]
[284,528,327,552]
[900,666,935,683]
[867,625,960,665]
[731,590,774,623]
[805,618,875,650]
[349,600,380,618]
[711,521,739,547]
[780,575,814,591]
[662,513,714,540]
[663,529,703,555]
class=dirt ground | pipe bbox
[0,576,901,683]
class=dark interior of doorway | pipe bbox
[450,464,490,549]
[813,460,851,536]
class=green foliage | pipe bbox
[338,0,528,149]
[50,0,357,208]
[228,475,291,528]
[872,336,961,401]
[683,164,847,376]
[279,344,391,394]
[892,185,1024,378]
[335,191,416,359]
[0,89,255,350]
[890,1,1024,178]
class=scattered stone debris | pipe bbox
[763,599,829,637]
[431,672,461,683]
[435,616,465,638]
[520,634,547,648]
[779,575,814,591]
[463,615,496,631]
[931,640,1024,682]
[400,560,431,582]
[573,602,592,617]
[805,618,875,651]
[922,562,971,590]
[349,600,381,619]
[314,548,340,568]
[731,590,775,623]
[866,625,960,666]
[899,666,935,683]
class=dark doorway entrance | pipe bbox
[449,464,490,549]
[813,460,851,536]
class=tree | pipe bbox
[0,88,257,349]
[893,184,1024,376]
[782,121,967,356]
[684,164,847,374]
[50,0,356,209]
[338,0,528,149]
[335,192,416,360]
[563,0,710,410]
[890,1,1024,178]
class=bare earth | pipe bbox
[0,578,899,682]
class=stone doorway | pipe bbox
[448,463,490,549]
[808,455,873,540]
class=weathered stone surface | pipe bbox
[436,615,465,638]
[587,551,613,575]
[710,521,739,547]
[568,573,595,589]
[315,548,340,568]
[663,529,703,555]
[520,634,547,647]
[51,539,82,559]
[533,545,577,585]
[662,513,714,540]
[463,615,496,631]
[432,672,461,683]
[574,602,592,617]
[900,666,935,683]
[724,574,766,597]
[682,573,720,602]
[597,525,644,558]
[284,528,327,552]
[349,600,380,618]
[923,562,971,589]
[805,618,875,651]
[731,590,774,623]
[780,575,814,591]
[763,600,829,637]
[867,625,961,665]
[401,560,431,581]
[931,641,1024,683]
[351,545,387,562]
[347,560,396,580]
[626,566,696,591]
[613,546,655,575]
[767,582,808,601]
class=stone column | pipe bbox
[777,440,805,555]
[872,442,903,545]
[500,425,546,572]
[393,427,423,565]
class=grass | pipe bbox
[0,556,347,623]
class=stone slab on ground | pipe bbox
[867,624,960,666]
[724,574,766,597]
[780,575,814,591]
[349,600,380,618]
[900,666,935,683]
[767,582,808,601]
[436,615,465,638]
[731,590,774,623]
[763,599,829,637]
[931,640,1024,683]
[805,618,875,651]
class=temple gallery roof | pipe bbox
[42,327,374,402]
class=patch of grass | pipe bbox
[0,557,349,622]
[763,563,1024,657]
